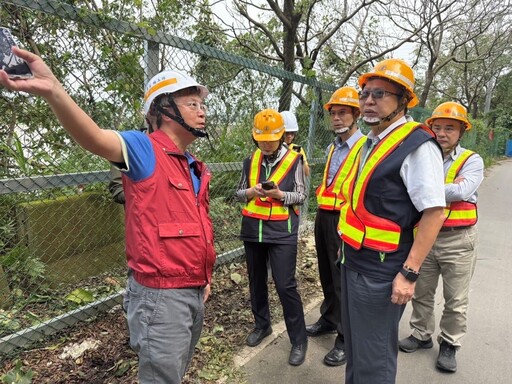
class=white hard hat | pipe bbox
[280,111,299,133]
[143,69,209,116]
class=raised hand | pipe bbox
[0,46,59,98]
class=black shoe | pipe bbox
[305,321,336,337]
[323,346,347,366]
[246,327,272,347]
[289,342,308,366]
[399,335,434,353]
[436,341,457,373]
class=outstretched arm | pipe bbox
[0,47,123,163]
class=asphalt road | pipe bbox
[239,158,512,384]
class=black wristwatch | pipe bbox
[400,265,420,282]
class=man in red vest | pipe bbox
[306,87,365,367]
[399,102,484,373]
[0,48,216,384]
[337,59,446,384]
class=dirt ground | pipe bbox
[0,236,322,383]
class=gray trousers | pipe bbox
[410,225,478,347]
[341,265,405,384]
[126,276,204,384]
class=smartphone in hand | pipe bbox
[0,27,33,79]
[261,181,276,190]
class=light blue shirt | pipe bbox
[326,129,365,185]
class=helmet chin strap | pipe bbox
[255,139,283,163]
[364,97,408,129]
[156,102,209,139]
[334,127,350,134]
[334,119,359,135]
[264,144,282,163]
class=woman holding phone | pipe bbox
[234,108,308,366]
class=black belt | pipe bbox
[439,226,472,232]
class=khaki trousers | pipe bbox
[409,225,478,347]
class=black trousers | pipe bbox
[314,209,344,347]
[244,241,307,345]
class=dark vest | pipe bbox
[343,127,440,281]
[239,150,302,244]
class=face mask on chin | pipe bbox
[334,127,350,134]
[363,116,381,125]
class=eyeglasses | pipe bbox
[358,89,401,100]
[176,101,207,112]
[431,126,458,134]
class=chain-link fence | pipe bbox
[1,0,510,358]
[0,0,341,356]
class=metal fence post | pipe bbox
[144,41,159,86]
[301,86,321,225]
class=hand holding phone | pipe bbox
[261,181,276,190]
[0,27,33,79]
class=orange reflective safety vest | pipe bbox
[316,136,367,211]
[242,148,301,221]
[338,122,426,252]
[443,149,478,227]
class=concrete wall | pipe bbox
[15,192,126,286]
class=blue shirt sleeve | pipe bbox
[185,152,201,195]
[117,131,156,182]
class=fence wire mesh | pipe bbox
[0,0,340,355]
[0,0,509,358]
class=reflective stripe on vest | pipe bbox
[443,149,477,227]
[338,122,421,252]
[316,136,366,211]
[242,149,300,221]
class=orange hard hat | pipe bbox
[358,58,418,108]
[425,102,472,131]
[253,109,285,141]
[324,87,360,111]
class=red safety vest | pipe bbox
[242,148,300,221]
[123,130,216,289]
[316,136,366,211]
[443,149,478,227]
[338,122,424,252]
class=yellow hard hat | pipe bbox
[425,102,472,131]
[358,59,418,108]
[253,109,285,141]
[324,87,360,111]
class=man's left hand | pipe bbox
[391,273,415,305]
